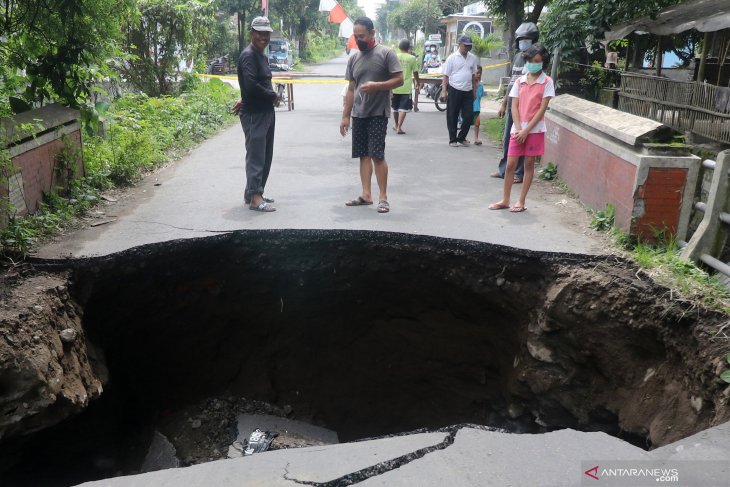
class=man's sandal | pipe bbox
[345,196,373,206]
[377,200,390,213]
[249,201,276,212]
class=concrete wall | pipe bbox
[545,95,700,241]
[1,104,84,217]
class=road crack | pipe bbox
[281,424,496,486]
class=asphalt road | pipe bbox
[37,53,603,258]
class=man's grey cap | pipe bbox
[458,34,473,45]
[251,16,273,32]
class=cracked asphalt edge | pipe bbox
[282,424,504,486]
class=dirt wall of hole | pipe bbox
[0,230,728,454]
[67,230,730,447]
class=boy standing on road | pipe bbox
[340,17,403,214]
[441,34,479,147]
[392,39,420,135]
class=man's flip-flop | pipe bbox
[489,203,510,210]
[377,200,390,213]
[513,177,523,183]
[345,196,373,206]
[397,130,406,134]
[510,205,527,212]
[474,140,482,145]
[490,172,503,178]
[250,201,276,212]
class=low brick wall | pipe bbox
[544,95,700,241]
[1,104,84,217]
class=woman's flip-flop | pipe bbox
[488,203,510,210]
[510,204,527,212]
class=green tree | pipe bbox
[120,0,217,96]
[0,0,135,109]
[541,0,683,62]
[481,0,550,59]
[216,0,259,55]
[390,0,442,41]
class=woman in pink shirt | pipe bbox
[489,44,554,212]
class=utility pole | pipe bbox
[425,0,430,38]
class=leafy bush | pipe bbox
[305,34,342,63]
[85,78,238,186]
[578,61,609,102]
[538,162,558,181]
[590,203,615,231]
[1,78,238,254]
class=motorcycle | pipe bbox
[421,66,446,112]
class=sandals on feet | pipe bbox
[474,140,482,145]
[345,196,373,206]
[377,200,390,213]
[510,204,526,212]
[249,201,276,212]
[488,202,510,210]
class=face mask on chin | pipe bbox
[518,39,533,51]
[357,38,375,51]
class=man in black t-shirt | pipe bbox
[232,16,280,212]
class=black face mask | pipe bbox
[356,40,369,51]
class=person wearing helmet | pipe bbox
[491,22,539,183]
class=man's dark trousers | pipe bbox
[240,111,275,202]
[497,102,524,178]
[446,85,473,143]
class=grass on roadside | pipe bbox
[0,77,240,255]
[587,204,730,314]
[616,231,730,314]
[482,116,505,144]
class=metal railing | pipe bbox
[619,73,730,145]
[680,151,730,279]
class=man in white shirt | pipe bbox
[441,34,479,147]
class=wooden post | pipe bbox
[698,31,710,83]
[551,47,560,83]
[624,37,631,70]
[656,36,663,77]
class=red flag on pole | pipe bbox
[347,34,358,50]
[328,3,348,23]
[263,0,268,17]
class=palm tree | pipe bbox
[469,33,504,59]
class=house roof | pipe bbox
[605,0,730,40]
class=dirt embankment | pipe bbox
[0,270,105,442]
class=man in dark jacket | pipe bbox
[232,16,279,212]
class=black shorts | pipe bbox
[391,93,413,112]
[351,116,388,160]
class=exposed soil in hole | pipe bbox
[1,230,729,486]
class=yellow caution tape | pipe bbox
[197,73,347,84]
[198,61,508,84]
[481,61,510,70]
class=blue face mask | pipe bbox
[518,39,533,51]
[526,62,543,73]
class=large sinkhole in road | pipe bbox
[3,230,729,486]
